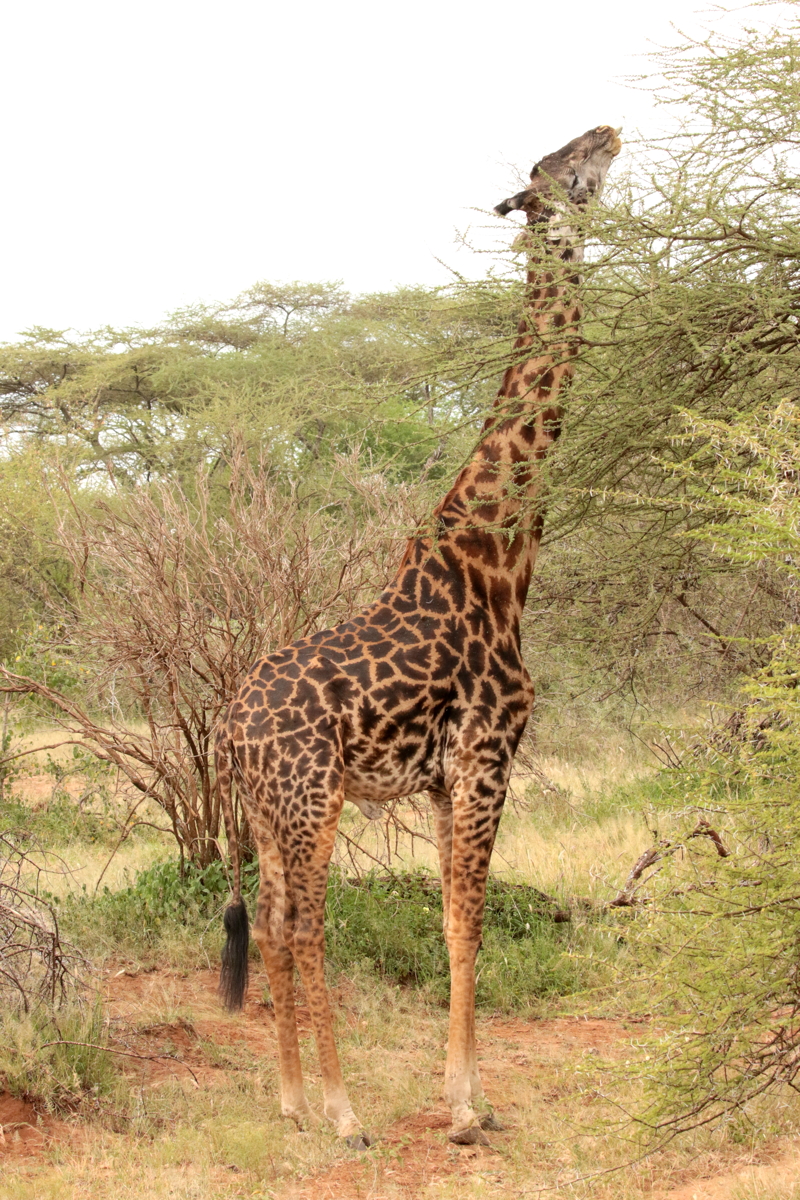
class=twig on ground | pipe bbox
[37,1039,200,1086]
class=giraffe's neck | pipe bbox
[392,215,583,639]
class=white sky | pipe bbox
[0,0,772,340]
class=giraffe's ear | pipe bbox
[494,189,528,216]
[495,189,544,217]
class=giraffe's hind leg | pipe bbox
[431,790,481,1102]
[251,834,314,1127]
[431,789,486,1133]
[429,789,454,939]
[282,797,370,1147]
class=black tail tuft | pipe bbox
[219,897,249,1012]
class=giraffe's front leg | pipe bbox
[442,781,506,1145]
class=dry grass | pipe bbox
[529,746,649,798]
[32,839,173,899]
[7,719,151,770]
[8,718,658,902]
[4,720,174,897]
[2,964,799,1200]
[733,1185,800,1200]
[494,808,648,904]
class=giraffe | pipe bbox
[215,124,621,1149]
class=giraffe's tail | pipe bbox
[216,726,249,1013]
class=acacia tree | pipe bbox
[4,8,800,859]
[610,401,800,1138]
[547,4,800,1137]
[0,281,491,491]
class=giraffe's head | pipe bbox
[495,125,622,218]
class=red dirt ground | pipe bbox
[2,968,799,1198]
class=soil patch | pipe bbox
[0,1091,63,1158]
[282,1107,501,1200]
[484,1013,632,1054]
[12,772,86,806]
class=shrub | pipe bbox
[59,859,609,1010]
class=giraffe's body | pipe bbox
[216,125,621,1147]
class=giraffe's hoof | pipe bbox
[283,1105,319,1130]
[479,1111,506,1132]
[345,1131,373,1151]
[448,1124,491,1147]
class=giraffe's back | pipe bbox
[222,580,533,821]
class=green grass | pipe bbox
[0,1003,118,1112]
[324,869,604,1009]
[0,789,120,847]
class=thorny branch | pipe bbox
[0,834,87,1012]
[609,819,730,909]
[1,453,422,868]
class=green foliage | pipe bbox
[612,393,800,1134]
[0,710,18,802]
[10,627,90,696]
[0,450,72,662]
[576,707,800,1132]
[324,870,589,1008]
[0,281,489,491]
[0,1003,117,1111]
[324,870,448,987]
[1,792,111,848]
[60,859,605,1010]
[616,730,800,1137]
[57,857,242,958]
[515,8,800,723]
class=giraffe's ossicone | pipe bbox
[216,125,621,1148]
